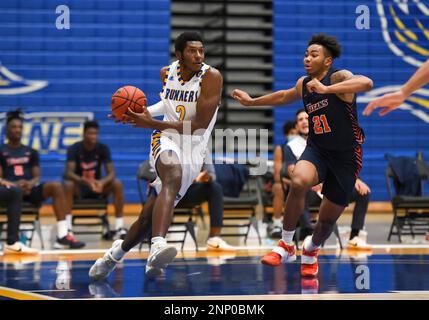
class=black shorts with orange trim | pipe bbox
[298,139,362,207]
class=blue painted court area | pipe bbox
[0,254,429,299]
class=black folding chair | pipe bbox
[216,164,262,245]
[385,152,429,242]
[70,196,110,238]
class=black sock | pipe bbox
[350,228,360,240]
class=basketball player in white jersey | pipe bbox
[89,32,223,281]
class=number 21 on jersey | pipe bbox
[312,114,331,134]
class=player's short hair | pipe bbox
[308,33,341,59]
[174,32,203,53]
[83,120,99,133]
[295,108,306,119]
[283,121,296,136]
[6,109,24,126]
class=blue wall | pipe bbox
[0,0,170,203]
[273,0,429,200]
[2,0,429,203]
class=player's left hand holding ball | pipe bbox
[124,107,153,128]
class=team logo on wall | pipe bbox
[0,112,93,153]
[376,0,428,68]
[370,0,429,122]
[0,63,48,95]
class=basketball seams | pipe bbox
[111,86,131,111]
[129,87,137,114]
[111,86,146,117]
[111,97,129,111]
[112,96,147,109]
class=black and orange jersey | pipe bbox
[0,144,39,181]
[302,68,365,151]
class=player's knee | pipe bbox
[49,182,64,196]
[63,180,74,191]
[112,179,123,191]
[272,182,283,195]
[290,175,311,192]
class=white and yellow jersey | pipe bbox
[151,59,218,157]
[160,59,212,123]
[149,60,219,206]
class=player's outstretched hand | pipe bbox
[126,107,153,128]
[362,91,406,116]
[231,89,254,106]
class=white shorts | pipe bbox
[149,130,207,207]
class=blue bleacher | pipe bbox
[0,0,170,203]
[273,0,429,201]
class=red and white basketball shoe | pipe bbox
[261,240,296,266]
[301,236,320,277]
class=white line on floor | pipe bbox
[35,243,429,255]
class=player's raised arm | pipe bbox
[231,77,304,107]
[363,58,429,116]
[306,70,373,102]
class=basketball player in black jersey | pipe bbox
[0,110,85,249]
[232,34,373,277]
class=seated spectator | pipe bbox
[283,109,371,249]
[0,110,85,249]
[63,120,127,240]
[0,180,38,254]
[269,120,299,238]
[177,156,235,251]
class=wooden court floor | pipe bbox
[0,247,429,300]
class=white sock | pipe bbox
[66,214,73,231]
[304,236,320,252]
[150,236,166,253]
[57,220,68,239]
[282,229,295,245]
[111,243,127,261]
[115,217,124,230]
[151,236,166,245]
[273,217,282,226]
[207,236,220,242]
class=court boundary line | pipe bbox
[73,292,429,300]
[0,286,58,300]
[25,243,429,255]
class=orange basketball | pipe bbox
[111,85,147,120]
